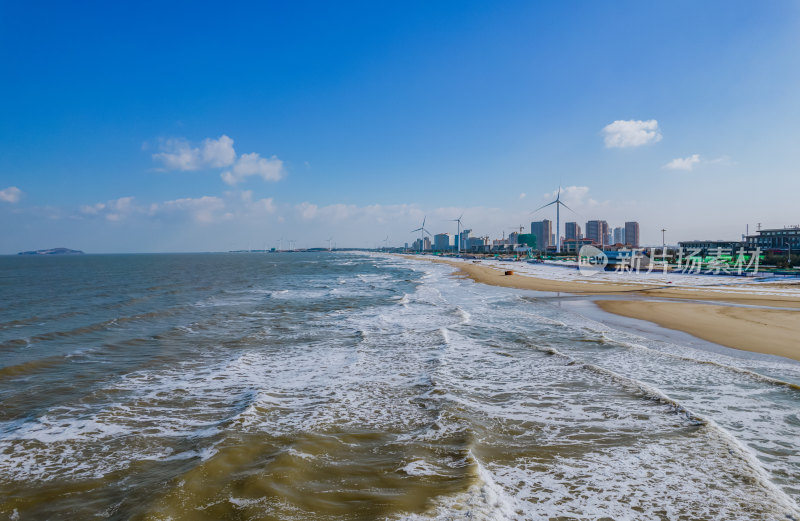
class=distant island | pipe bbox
[17,248,84,255]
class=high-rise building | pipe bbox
[508,231,519,245]
[586,220,610,247]
[531,219,553,249]
[454,229,471,253]
[423,236,431,251]
[565,222,582,241]
[613,227,625,245]
[433,233,451,251]
[625,221,640,248]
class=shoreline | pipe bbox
[596,300,800,361]
[410,256,800,361]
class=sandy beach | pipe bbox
[419,256,800,361]
[597,300,800,361]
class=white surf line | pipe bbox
[535,344,800,517]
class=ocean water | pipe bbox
[1,252,799,520]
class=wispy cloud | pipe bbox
[602,119,662,148]
[0,186,22,203]
[154,196,227,223]
[663,154,701,171]
[46,189,640,250]
[542,185,600,208]
[80,196,136,221]
[79,190,280,226]
[706,155,733,165]
[663,154,732,171]
[295,202,426,225]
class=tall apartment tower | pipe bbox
[530,219,553,249]
[625,221,640,248]
[458,229,472,251]
[433,233,451,251]
[613,226,625,245]
[565,222,582,241]
[585,220,610,247]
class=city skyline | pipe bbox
[2,2,800,253]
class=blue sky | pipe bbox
[2,1,799,252]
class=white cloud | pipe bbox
[602,119,662,148]
[151,134,286,186]
[155,196,227,223]
[296,202,319,220]
[543,185,599,208]
[235,190,276,214]
[663,154,701,171]
[295,202,423,224]
[253,197,276,213]
[519,192,526,199]
[0,186,22,203]
[80,196,136,221]
[201,136,236,167]
[707,155,733,165]
[78,190,278,228]
[221,153,284,185]
[80,202,105,215]
[153,135,236,171]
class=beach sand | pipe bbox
[418,257,800,361]
[597,300,800,361]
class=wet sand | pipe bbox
[597,300,800,361]
[418,257,800,360]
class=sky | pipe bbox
[2,0,799,253]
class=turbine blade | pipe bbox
[557,200,578,215]
[530,200,557,213]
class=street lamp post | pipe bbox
[786,237,792,268]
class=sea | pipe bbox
[1,251,799,520]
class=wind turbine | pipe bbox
[327,237,333,251]
[411,216,432,253]
[450,214,464,256]
[382,236,390,250]
[531,186,576,254]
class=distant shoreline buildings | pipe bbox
[404,212,800,258]
[409,218,643,254]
